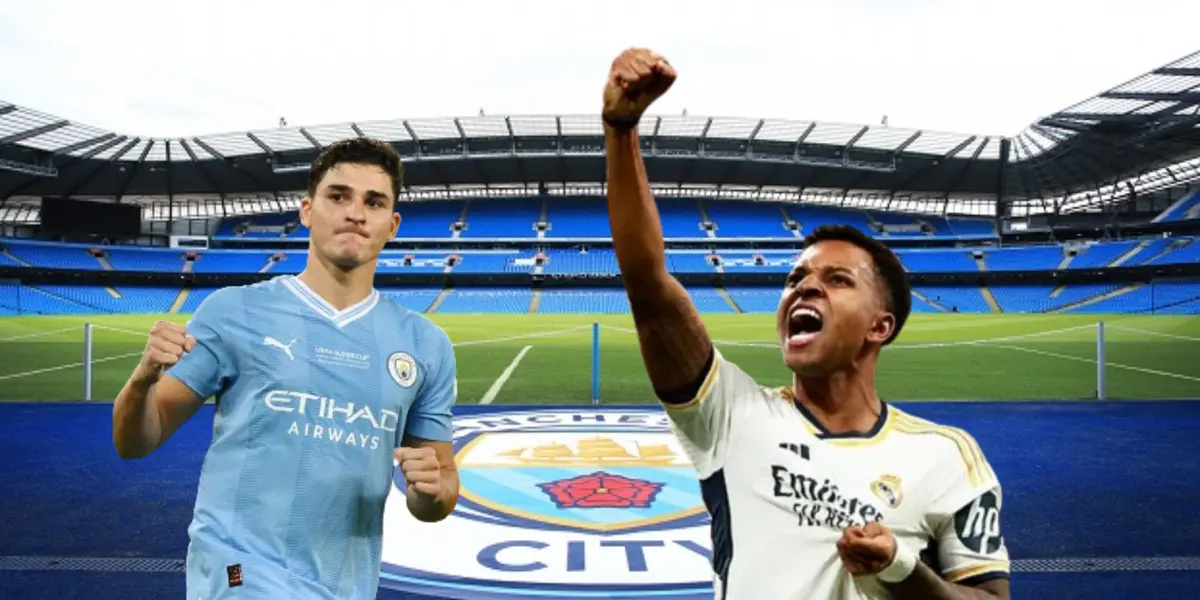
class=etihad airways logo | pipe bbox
[264,389,399,451]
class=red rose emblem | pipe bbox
[538,471,663,509]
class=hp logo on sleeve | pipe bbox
[954,490,1003,554]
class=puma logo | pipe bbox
[263,336,297,361]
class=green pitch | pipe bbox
[0,313,1197,403]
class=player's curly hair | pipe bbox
[801,224,911,345]
[307,137,404,203]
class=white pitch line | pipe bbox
[479,345,533,405]
[991,343,1200,383]
[0,327,78,343]
[0,351,143,381]
[1106,325,1200,343]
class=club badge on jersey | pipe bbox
[388,352,418,388]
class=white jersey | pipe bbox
[666,349,1010,600]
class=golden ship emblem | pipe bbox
[497,437,678,466]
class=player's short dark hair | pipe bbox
[307,137,404,204]
[801,224,911,345]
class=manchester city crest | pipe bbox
[379,407,716,599]
[387,351,417,388]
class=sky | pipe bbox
[0,0,1198,140]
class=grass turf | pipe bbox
[0,312,1197,403]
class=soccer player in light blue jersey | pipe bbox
[112,137,460,600]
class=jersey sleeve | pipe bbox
[403,325,456,444]
[925,433,1010,587]
[166,289,238,400]
[661,346,760,476]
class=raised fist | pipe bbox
[134,320,195,385]
[602,48,676,127]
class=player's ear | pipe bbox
[390,205,400,238]
[867,311,895,345]
[299,196,313,228]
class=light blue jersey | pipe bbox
[167,275,456,600]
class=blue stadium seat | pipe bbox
[1155,190,1200,223]
[667,253,718,273]
[657,198,706,238]
[105,248,186,272]
[379,288,445,312]
[725,287,783,312]
[896,249,977,273]
[542,250,618,275]
[714,252,795,274]
[538,289,630,313]
[545,198,609,238]
[436,287,532,313]
[915,286,991,313]
[705,200,790,238]
[4,198,1200,318]
[5,241,103,270]
[461,199,541,238]
[398,201,462,238]
[191,251,273,274]
[983,246,1064,271]
[1067,241,1138,269]
[1146,238,1200,266]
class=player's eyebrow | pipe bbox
[324,184,391,205]
[788,264,856,279]
[363,189,391,205]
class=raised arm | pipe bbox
[112,322,207,458]
[113,292,236,459]
[603,48,713,404]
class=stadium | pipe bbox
[2,42,1199,600]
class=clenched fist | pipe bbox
[395,446,442,497]
[133,320,195,385]
[836,521,899,576]
[602,48,676,128]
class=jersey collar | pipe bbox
[784,387,892,441]
[281,275,379,328]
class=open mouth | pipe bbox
[787,306,824,347]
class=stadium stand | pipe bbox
[206,201,1000,242]
[2,227,1197,315]
[5,235,1197,277]
[1154,189,1200,223]
[0,67,1198,319]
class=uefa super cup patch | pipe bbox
[388,351,418,388]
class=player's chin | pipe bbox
[781,345,831,376]
[327,249,366,269]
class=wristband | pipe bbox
[603,114,640,132]
[877,540,918,583]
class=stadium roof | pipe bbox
[1,48,1199,218]
[0,106,1006,203]
[0,107,1001,164]
[1007,48,1200,213]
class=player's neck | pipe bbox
[791,366,882,435]
[297,257,376,311]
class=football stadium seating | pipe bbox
[208,198,1000,242]
[1,197,1197,316]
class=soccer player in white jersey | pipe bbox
[601,48,1010,600]
[112,137,460,599]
